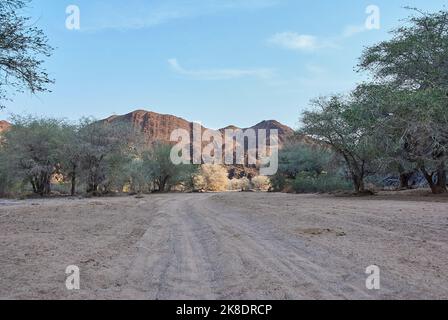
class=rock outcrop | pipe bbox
[0,120,11,134]
[102,110,295,146]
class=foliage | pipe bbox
[292,173,352,194]
[1,115,68,196]
[0,0,53,108]
[300,96,380,193]
[75,118,132,194]
[356,8,448,193]
[143,143,197,192]
[271,140,350,193]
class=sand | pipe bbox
[0,191,447,300]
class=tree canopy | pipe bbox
[0,0,53,108]
[301,8,448,194]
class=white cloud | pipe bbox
[168,58,274,80]
[267,32,338,52]
[268,23,374,53]
[268,32,320,51]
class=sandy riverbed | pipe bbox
[0,191,447,299]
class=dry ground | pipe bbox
[0,191,447,300]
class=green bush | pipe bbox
[292,173,352,193]
[270,173,288,192]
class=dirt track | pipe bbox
[1,192,447,300]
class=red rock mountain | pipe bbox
[104,110,194,142]
[0,120,11,134]
[102,110,295,145]
[1,112,297,144]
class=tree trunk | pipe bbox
[87,183,98,194]
[87,169,99,194]
[421,165,447,194]
[436,162,447,193]
[71,175,76,196]
[70,164,77,196]
[159,179,166,193]
[351,173,365,193]
[44,174,51,195]
[33,173,51,196]
[399,172,413,189]
[30,179,37,193]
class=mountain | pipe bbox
[0,120,11,134]
[1,111,298,144]
[220,120,295,145]
[102,110,295,146]
[103,110,194,142]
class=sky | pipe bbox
[1,0,447,129]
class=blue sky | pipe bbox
[1,0,447,129]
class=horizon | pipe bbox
[0,0,447,129]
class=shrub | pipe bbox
[270,173,288,192]
[194,164,229,192]
[229,177,251,191]
[292,173,352,193]
[229,178,240,191]
[251,176,271,191]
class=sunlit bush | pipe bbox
[251,176,271,191]
[194,164,229,192]
[229,177,251,191]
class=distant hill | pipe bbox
[101,110,296,146]
[1,111,300,144]
[100,110,302,177]
[0,120,11,134]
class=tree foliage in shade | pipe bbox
[300,8,448,194]
[0,116,198,197]
[143,143,197,192]
[300,95,380,193]
[1,115,67,196]
[357,8,448,193]
[0,0,53,108]
[76,118,134,195]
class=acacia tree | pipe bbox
[352,84,419,189]
[358,9,448,193]
[58,124,83,196]
[0,0,53,108]
[77,119,132,195]
[300,95,379,193]
[2,115,66,196]
[0,147,13,195]
[143,143,196,192]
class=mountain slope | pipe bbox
[0,120,11,134]
[102,110,295,145]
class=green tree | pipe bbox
[351,84,418,189]
[0,148,14,196]
[300,95,380,193]
[358,9,448,193]
[277,140,332,179]
[58,124,83,196]
[76,119,135,195]
[2,115,66,196]
[143,143,197,192]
